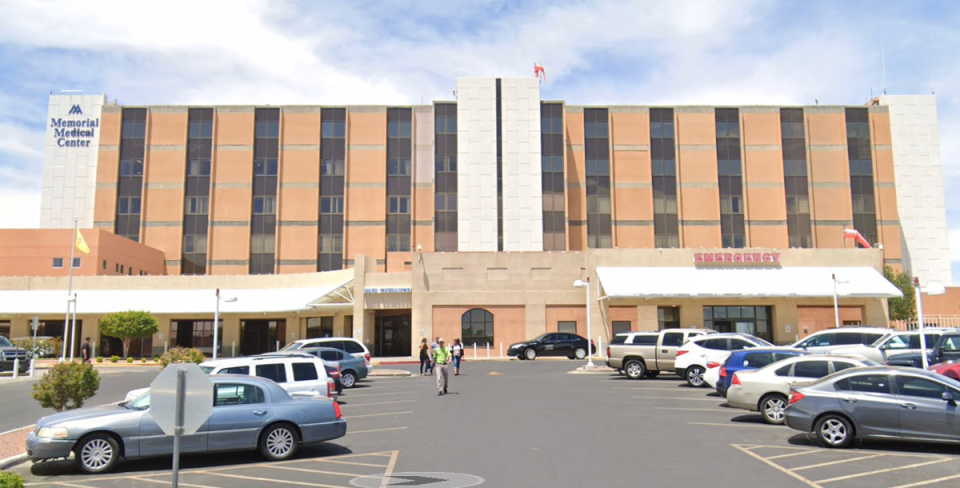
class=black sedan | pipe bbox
[507,333,596,360]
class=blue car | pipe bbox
[717,347,807,397]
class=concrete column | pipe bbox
[333,314,346,337]
[679,303,704,329]
[221,316,242,357]
[773,304,800,345]
[525,303,546,339]
[638,305,657,331]
[863,299,890,327]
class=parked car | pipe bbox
[0,336,30,374]
[885,331,960,368]
[507,333,596,360]
[790,327,890,353]
[785,366,960,448]
[323,362,343,396]
[125,355,338,402]
[27,375,346,474]
[703,354,729,389]
[929,360,960,381]
[12,336,57,358]
[830,329,954,364]
[281,337,371,364]
[674,333,773,387]
[727,355,876,424]
[268,347,368,388]
[715,347,807,397]
[607,328,715,379]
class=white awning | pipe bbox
[0,278,355,315]
[596,267,903,299]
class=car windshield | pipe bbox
[530,334,549,342]
[870,333,895,347]
[0,337,12,347]
[200,366,215,374]
[753,337,774,347]
[279,343,302,351]
[127,392,151,411]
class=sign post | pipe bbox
[149,363,213,488]
[30,316,38,377]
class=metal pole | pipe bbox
[172,367,186,488]
[500,342,503,358]
[486,343,489,359]
[13,358,19,379]
[598,335,603,360]
[232,341,235,358]
[30,316,38,376]
[915,279,929,370]
[62,218,78,363]
[832,273,840,329]
[586,278,594,367]
[69,294,78,361]
[213,289,220,361]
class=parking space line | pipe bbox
[765,450,822,460]
[631,395,723,402]
[340,400,417,408]
[343,391,417,399]
[815,459,952,484]
[888,473,960,488]
[382,450,400,487]
[688,422,777,429]
[312,450,398,461]
[129,476,222,488]
[615,387,714,392]
[343,411,412,420]
[733,444,824,488]
[199,471,349,488]
[261,464,365,478]
[348,426,408,435]
[48,483,99,488]
[318,459,390,468]
[792,454,886,472]
[657,407,730,412]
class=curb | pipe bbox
[368,370,412,377]
[568,367,618,375]
[0,453,27,470]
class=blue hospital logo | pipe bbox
[68,105,83,115]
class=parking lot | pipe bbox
[11,360,960,487]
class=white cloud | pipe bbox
[0,187,39,229]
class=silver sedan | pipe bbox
[785,366,960,448]
[26,375,347,474]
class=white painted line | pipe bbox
[261,464,364,477]
[615,387,716,392]
[341,399,417,408]
[348,426,409,435]
[316,459,390,468]
[380,450,400,488]
[658,407,731,412]
[128,476,222,488]
[765,450,822,460]
[689,422,778,429]
[887,473,960,488]
[343,410,413,420]
[732,444,825,488]
[49,482,99,488]
[792,454,886,472]
[342,391,417,399]
[631,395,725,402]
[200,471,347,488]
[815,458,952,484]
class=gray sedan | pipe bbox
[785,366,960,448]
[26,375,347,474]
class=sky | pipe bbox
[0,0,958,280]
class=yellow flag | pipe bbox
[75,230,90,254]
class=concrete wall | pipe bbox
[0,229,164,277]
[500,78,544,251]
[456,78,498,251]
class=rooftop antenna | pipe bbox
[881,44,887,95]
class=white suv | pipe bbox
[674,333,773,387]
[790,327,890,353]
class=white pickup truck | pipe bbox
[606,328,716,379]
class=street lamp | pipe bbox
[573,278,595,368]
[213,289,237,361]
[914,278,947,370]
[831,273,850,329]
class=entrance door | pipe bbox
[374,313,411,357]
[240,320,286,356]
[713,321,733,333]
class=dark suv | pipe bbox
[0,336,31,374]
[885,331,960,368]
[507,333,596,360]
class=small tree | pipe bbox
[159,347,206,369]
[32,362,100,412]
[99,311,159,359]
[884,265,916,322]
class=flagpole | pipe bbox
[63,218,78,362]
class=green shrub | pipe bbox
[96,356,103,363]
[0,471,24,488]
[159,347,206,369]
[125,357,134,364]
[110,356,119,363]
[153,355,160,362]
[141,358,147,363]
[11,337,62,358]
[31,362,100,412]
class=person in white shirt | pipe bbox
[452,338,463,375]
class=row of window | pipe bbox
[51,257,148,276]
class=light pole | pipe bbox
[914,278,946,370]
[831,273,850,329]
[213,289,237,361]
[573,278,595,368]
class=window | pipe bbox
[183,235,208,254]
[253,196,277,215]
[321,159,345,176]
[341,340,365,354]
[651,108,679,248]
[896,376,951,399]
[219,366,249,375]
[775,364,793,377]
[187,159,211,177]
[72,258,81,268]
[835,375,891,394]
[116,108,146,242]
[700,338,728,351]
[254,159,279,176]
[658,307,680,330]
[117,197,142,215]
[612,321,631,335]
[292,363,319,382]
[255,363,287,383]
[306,316,334,339]
[214,384,265,406]
[250,235,276,253]
[52,257,63,268]
[185,196,208,215]
[540,102,566,251]
[120,264,125,273]
[662,332,684,347]
[0,321,10,339]
[461,308,494,347]
[319,109,347,272]
[119,159,145,176]
[781,108,812,248]
[631,335,658,346]
[730,339,754,350]
[703,306,772,343]
[102,260,107,270]
[251,109,280,275]
[743,353,774,368]
[584,108,612,249]
[388,196,410,214]
[832,361,859,373]
[388,159,411,176]
[558,321,577,334]
[716,108,744,248]
[387,107,412,252]
[793,360,830,379]
[318,235,343,253]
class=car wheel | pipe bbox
[644,371,659,379]
[624,359,646,380]
[341,371,357,388]
[525,348,537,361]
[573,348,587,360]
[759,394,788,425]
[74,433,120,474]
[260,423,300,461]
[685,366,706,387]
[815,415,854,448]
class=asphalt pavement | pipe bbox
[11,360,960,487]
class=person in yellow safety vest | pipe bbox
[433,338,451,396]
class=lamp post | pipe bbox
[213,289,237,361]
[831,273,850,329]
[573,278,595,368]
[914,278,947,370]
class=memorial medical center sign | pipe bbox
[50,105,99,148]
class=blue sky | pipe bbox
[1,0,958,280]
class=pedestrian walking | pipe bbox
[80,337,92,364]
[428,336,440,374]
[419,338,431,376]
[433,338,451,396]
[452,338,463,375]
